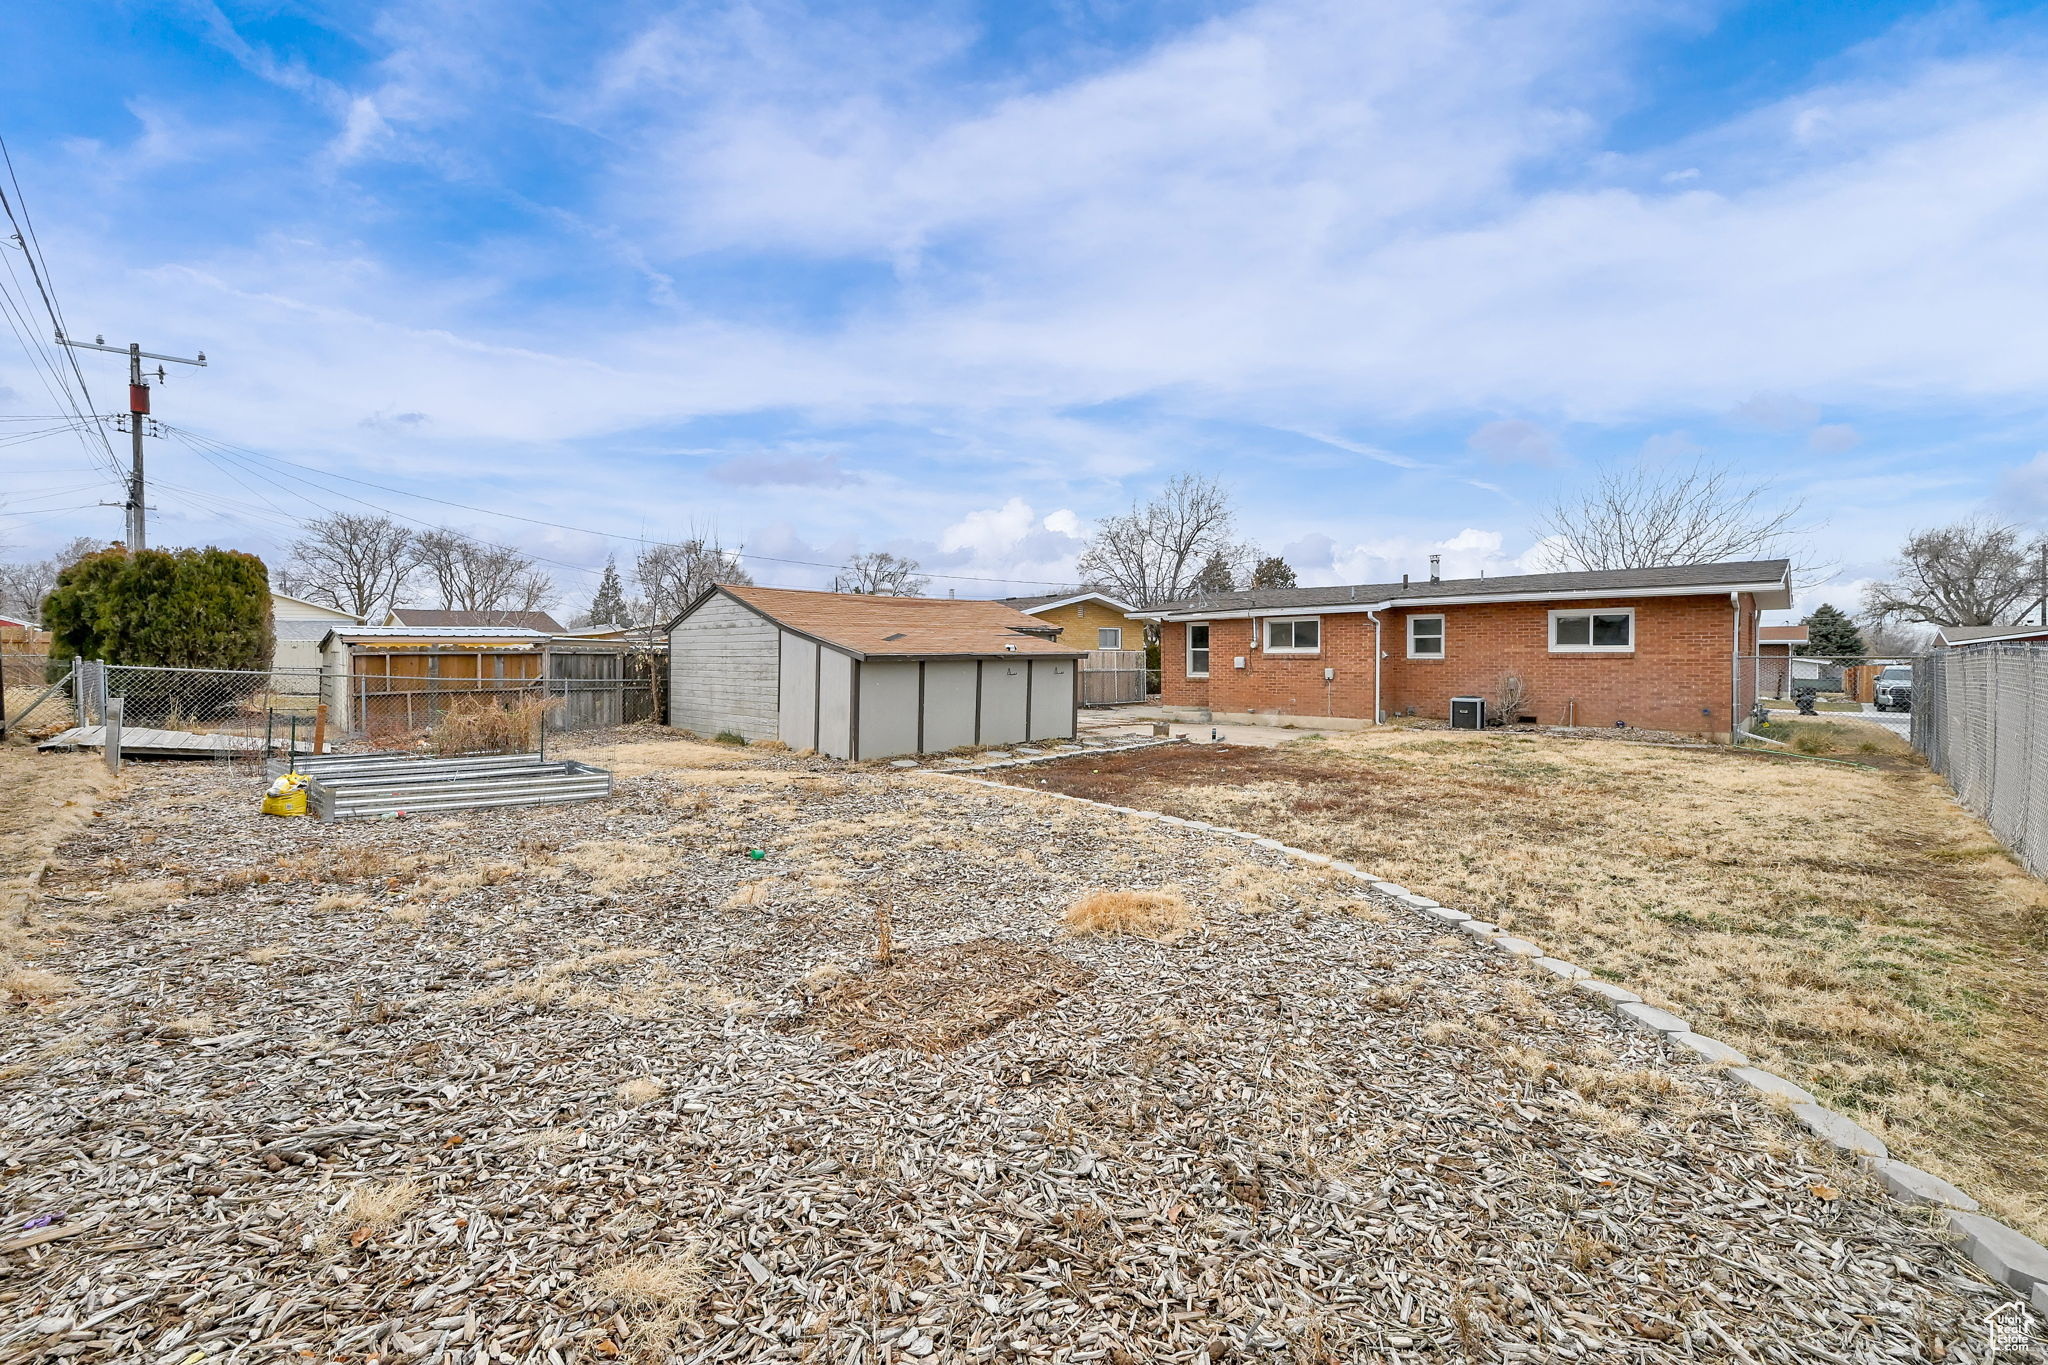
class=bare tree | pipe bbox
[1539,462,1807,571]
[833,551,930,596]
[413,529,555,614]
[636,537,753,624]
[1076,473,1250,607]
[290,514,419,619]
[0,536,103,621]
[1864,520,2047,626]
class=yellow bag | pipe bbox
[261,789,307,817]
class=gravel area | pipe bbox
[0,759,2019,1363]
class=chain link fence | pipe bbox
[5,651,664,753]
[1914,644,2048,880]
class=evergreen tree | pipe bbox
[43,546,274,721]
[588,556,632,626]
[1189,551,1238,595]
[1798,602,1866,664]
[1250,555,1297,589]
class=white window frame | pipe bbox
[1263,617,1322,654]
[1407,614,1445,659]
[1186,622,1211,678]
[1097,626,1123,650]
[1549,608,1636,653]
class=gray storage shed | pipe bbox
[668,585,1085,760]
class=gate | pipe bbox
[1080,649,1147,705]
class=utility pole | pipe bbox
[55,331,207,551]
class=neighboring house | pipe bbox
[1934,623,2048,647]
[667,585,1084,760]
[1756,623,1808,698]
[996,590,1146,652]
[385,607,568,634]
[272,592,364,691]
[1146,559,1791,740]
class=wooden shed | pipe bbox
[667,585,1085,760]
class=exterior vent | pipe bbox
[882,632,906,641]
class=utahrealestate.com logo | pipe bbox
[1984,1302,2045,1362]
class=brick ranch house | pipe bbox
[1146,559,1792,740]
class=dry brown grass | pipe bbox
[312,892,370,913]
[245,945,291,965]
[0,745,125,962]
[1007,727,2048,1237]
[427,695,556,756]
[615,1077,665,1107]
[1061,888,1196,939]
[467,948,665,1011]
[790,938,1093,1053]
[1,966,75,1003]
[321,1178,423,1251]
[588,1252,705,1361]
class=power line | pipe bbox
[0,132,123,487]
[160,423,1073,590]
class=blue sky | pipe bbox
[3,0,2047,617]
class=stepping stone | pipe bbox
[1489,935,1543,959]
[1530,957,1590,981]
[1423,907,1472,925]
[889,759,920,768]
[1456,920,1498,938]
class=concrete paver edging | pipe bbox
[935,767,2048,1317]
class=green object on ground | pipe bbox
[747,848,766,860]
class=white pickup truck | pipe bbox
[1872,664,1913,712]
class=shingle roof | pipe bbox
[1758,625,1809,644]
[325,626,547,642]
[1151,559,1792,616]
[712,585,1084,659]
[1937,623,2048,645]
[388,608,566,633]
[997,588,1136,614]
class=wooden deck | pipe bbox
[37,727,309,759]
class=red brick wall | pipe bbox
[1159,594,1760,736]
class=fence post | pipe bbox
[104,696,123,773]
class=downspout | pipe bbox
[1365,609,1383,724]
[1730,591,1743,746]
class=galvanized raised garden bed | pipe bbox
[293,752,614,821]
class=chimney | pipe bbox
[1402,573,1409,588]
[1429,554,1441,583]
[949,588,956,598]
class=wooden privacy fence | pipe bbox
[338,642,659,739]
[1080,649,1147,705]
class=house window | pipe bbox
[1408,614,1445,658]
[1187,623,1211,677]
[1097,627,1123,649]
[1550,609,1635,653]
[1264,618,1321,653]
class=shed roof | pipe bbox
[1148,559,1792,617]
[387,608,567,633]
[1758,625,1809,644]
[319,625,547,649]
[701,584,1084,660]
[1935,623,2048,646]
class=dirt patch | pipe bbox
[994,728,2048,1238]
[0,743,126,954]
[789,938,1094,1053]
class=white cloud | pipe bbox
[1727,392,1821,432]
[1042,508,1081,537]
[1999,452,2048,522]
[1280,525,1537,587]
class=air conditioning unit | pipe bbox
[1450,696,1486,730]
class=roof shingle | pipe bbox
[1151,559,1791,616]
[713,585,1083,658]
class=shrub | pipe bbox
[41,545,273,723]
[714,730,748,746]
